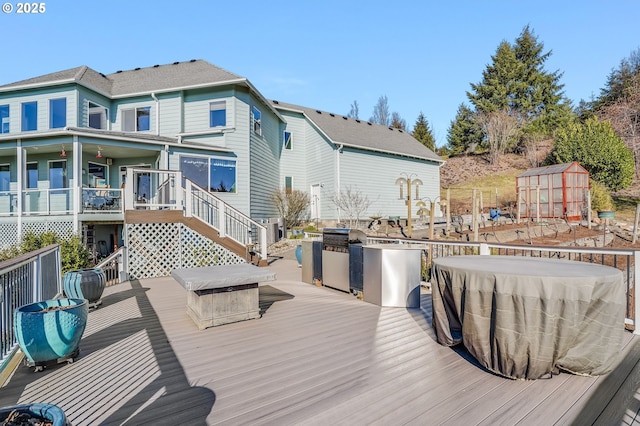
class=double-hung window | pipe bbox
[252,106,261,135]
[49,98,67,128]
[284,131,292,150]
[89,102,108,129]
[210,101,226,127]
[0,105,9,134]
[21,101,37,131]
[122,106,151,132]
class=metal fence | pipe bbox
[368,236,640,332]
[0,245,62,366]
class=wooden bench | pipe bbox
[171,263,276,330]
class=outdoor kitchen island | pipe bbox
[171,263,276,329]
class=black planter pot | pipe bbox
[63,267,106,307]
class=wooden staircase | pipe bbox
[125,210,266,266]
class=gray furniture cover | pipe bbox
[431,255,625,379]
[171,264,276,291]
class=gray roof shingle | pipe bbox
[272,100,443,163]
[0,60,243,96]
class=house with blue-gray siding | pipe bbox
[0,59,442,257]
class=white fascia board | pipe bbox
[336,141,446,164]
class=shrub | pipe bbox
[590,180,614,212]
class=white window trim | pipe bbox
[209,100,227,128]
[26,161,38,189]
[49,97,67,129]
[179,153,238,194]
[284,131,293,150]
[87,161,109,187]
[252,106,262,136]
[47,159,68,190]
[88,100,109,130]
[122,106,151,132]
[0,163,9,192]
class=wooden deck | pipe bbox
[2,257,640,425]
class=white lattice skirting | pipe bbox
[126,222,245,280]
[0,221,74,250]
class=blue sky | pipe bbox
[1,1,639,147]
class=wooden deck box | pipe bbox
[171,264,276,330]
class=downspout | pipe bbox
[336,144,343,223]
[151,92,159,136]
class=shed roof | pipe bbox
[517,162,588,178]
[271,100,443,163]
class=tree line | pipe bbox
[352,25,638,194]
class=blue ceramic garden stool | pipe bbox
[63,267,106,309]
[14,298,88,372]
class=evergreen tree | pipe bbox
[546,117,634,191]
[593,48,640,109]
[412,112,435,151]
[466,26,567,157]
[446,104,484,155]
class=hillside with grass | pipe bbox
[440,152,640,223]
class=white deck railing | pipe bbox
[367,236,640,334]
[0,245,62,367]
[124,168,267,262]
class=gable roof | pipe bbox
[517,162,588,177]
[271,100,443,163]
[0,60,243,97]
[0,60,283,120]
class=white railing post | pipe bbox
[260,226,268,260]
[184,180,193,217]
[174,171,183,210]
[634,250,640,335]
[479,243,490,255]
[125,168,134,210]
[219,205,227,238]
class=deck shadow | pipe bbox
[0,279,215,425]
[259,284,295,315]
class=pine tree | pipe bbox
[412,112,435,151]
[446,104,484,155]
[464,26,568,160]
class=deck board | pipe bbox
[1,257,639,425]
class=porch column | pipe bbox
[72,136,81,233]
[16,139,23,241]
